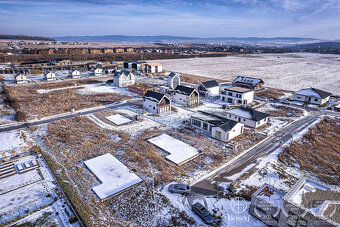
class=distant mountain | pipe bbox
[0,34,55,41]
[54,35,319,45]
[295,41,340,48]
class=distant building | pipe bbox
[53,59,71,66]
[167,72,181,89]
[173,85,199,106]
[123,61,142,71]
[226,107,269,128]
[104,65,117,75]
[250,178,340,227]
[220,87,254,105]
[14,74,28,84]
[190,111,244,142]
[89,49,101,55]
[128,84,156,95]
[232,76,264,90]
[143,90,171,114]
[144,62,163,73]
[293,88,331,105]
[113,71,135,87]
[68,69,80,78]
[90,67,103,76]
[197,80,220,97]
[124,47,134,52]
[115,48,125,53]
[44,71,56,81]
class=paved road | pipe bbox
[191,113,322,195]
[0,100,141,133]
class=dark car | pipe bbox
[192,202,215,225]
[168,183,191,195]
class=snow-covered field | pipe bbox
[154,53,340,95]
[0,129,32,159]
[148,134,199,165]
[84,153,142,200]
[106,114,132,125]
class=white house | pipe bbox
[190,111,244,142]
[144,62,163,73]
[68,69,80,78]
[14,74,28,84]
[167,72,181,89]
[113,71,135,87]
[143,90,171,114]
[173,85,199,106]
[43,71,56,81]
[220,87,254,105]
[226,107,269,128]
[293,88,331,105]
[104,66,117,75]
[197,80,220,97]
[90,67,103,76]
[232,76,264,90]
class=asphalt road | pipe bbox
[0,101,138,133]
[191,113,322,195]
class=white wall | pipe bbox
[113,73,135,87]
[207,86,220,96]
[226,114,268,128]
[220,90,254,105]
[143,98,158,113]
[173,93,188,105]
[293,94,329,105]
[211,122,244,142]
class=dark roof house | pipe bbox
[174,85,197,96]
[201,80,219,89]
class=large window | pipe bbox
[192,119,201,127]
[203,122,208,130]
[286,212,307,227]
[215,130,221,139]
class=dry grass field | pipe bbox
[2,80,130,121]
[278,118,340,185]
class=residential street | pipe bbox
[191,112,323,195]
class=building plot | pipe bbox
[84,153,142,201]
[148,134,200,165]
[106,114,132,125]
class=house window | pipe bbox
[296,96,301,99]
[229,114,231,118]
[314,98,318,101]
[228,92,232,96]
[243,118,246,121]
[215,130,221,139]
[192,119,201,127]
[238,100,242,104]
[153,107,155,110]
[285,212,307,227]
[203,122,208,130]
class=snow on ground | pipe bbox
[148,134,199,165]
[106,114,132,125]
[84,153,142,200]
[144,106,194,127]
[153,53,340,95]
[76,84,137,96]
[0,129,31,158]
[161,184,265,227]
[238,117,324,192]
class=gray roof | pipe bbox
[201,80,219,89]
[174,85,196,96]
[218,121,238,132]
[114,71,131,78]
[144,90,167,102]
[227,107,269,121]
[232,76,263,88]
[192,111,238,131]
[295,88,331,99]
[168,72,181,79]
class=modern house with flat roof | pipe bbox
[220,86,254,105]
[144,62,163,73]
[226,107,269,128]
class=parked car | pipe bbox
[168,183,191,195]
[192,202,215,225]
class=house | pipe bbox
[68,69,80,78]
[293,88,331,105]
[53,59,71,66]
[167,72,181,89]
[190,111,244,142]
[197,80,220,97]
[124,47,134,52]
[220,87,254,105]
[226,107,269,128]
[232,76,264,90]
[173,85,199,106]
[14,74,28,84]
[90,67,103,76]
[144,62,163,73]
[43,71,56,81]
[128,84,156,95]
[143,91,171,114]
[113,71,135,87]
[123,61,142,71]
[250,178,340,227]
[104,66,117,75]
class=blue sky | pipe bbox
[0,0,339,39]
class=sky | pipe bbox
[0,0,340,39]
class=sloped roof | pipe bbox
[227,107,269,121]
[146,62,162,66]
[174,85,196,96]
[144,90,167,102]
[218,121,239,132]
[114,71,132,78]
[168,72,181,79]
[232,76,263,87]
[201,80,219,89]
[295,88,331,99]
